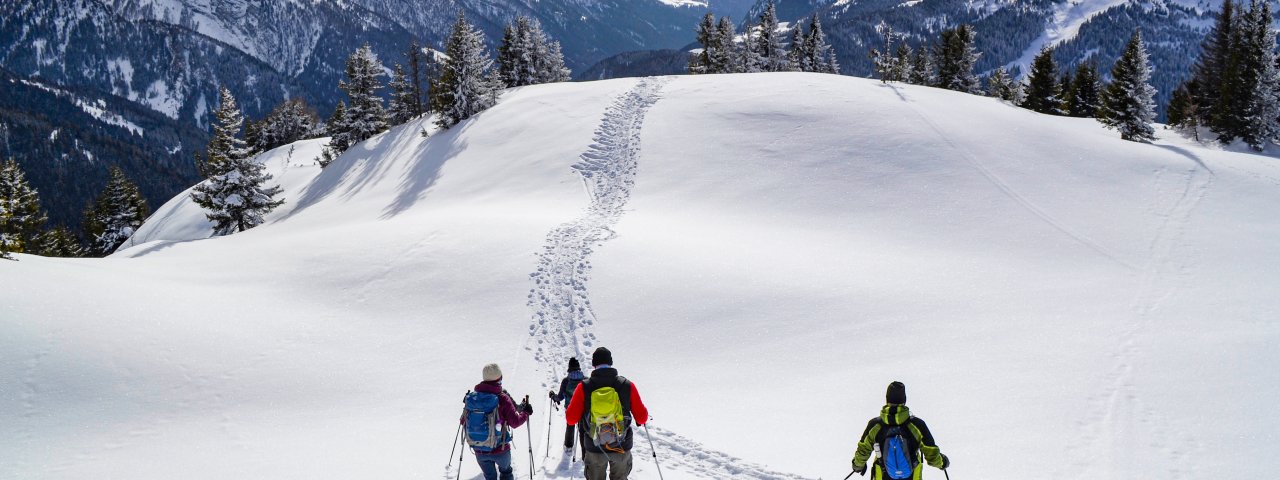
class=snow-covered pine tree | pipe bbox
[1022,47,1062,114]
[203,87,254,178]
[1069,63,1102,118]
[434,11,498,129]
[1099,30,1158,142]
[892,43,914,82]
[249,98,322,153]
[1240,0,1280,150]
[987,67,1015,100]
[83,166,149,256]
[735,22,763,73]
[340,44,390,143]
[935,25,981,94]
[803,14,838,74]
[909,48,935,86]
[36,225,83,257]
[787,23,808,72]
[533,33,571,84]
[691,13,719,74]
[191,90,284,235]
[388,63,417,125]
[871,22,903,83]
[498,23,522,83]
[321,101,351,167]
[0,158,47,256]
[715,17,738,74]
[755,1,789,72]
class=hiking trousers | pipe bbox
[583,449,632,480]
[473,450,514,480]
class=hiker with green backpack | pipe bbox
[565,347,650,480]
[851,381,950,480]
[460,363,533,480]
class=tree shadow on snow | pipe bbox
[285,118,471,221]
[1153,144,1214,174]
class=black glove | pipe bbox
[852,463,866,476]
[548,391,557,400]
[941,454,950,469]
[520,402,534,415]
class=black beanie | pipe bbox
[568,357,581,372]
[591,347,613,367]
[886,381,907,405]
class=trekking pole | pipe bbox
[944,468,951,480]
[641,425,666,480]
[841,471,856,480]
[447,422,462,467]
[524,395,536,480]
[544,397,554,459]
[456,433,466,480]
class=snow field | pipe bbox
[3,73,1279,480]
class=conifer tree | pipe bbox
[388,63,417,124]
[1058,71,1076,113]
[407,40,427,117]
[191,90,284,235]
[1191,0,1236,123]
[755,1,790,72]
[84,166,149,256]
[803,14,839,74]
[1023,47,1062,114]
[249,98,322,152]
[690,13,719,74]
[716,17,738,73]
[36,225,83,257]
[871,22,904,82]
[340,44,389,143]
[434,11,498,129]
[736,21,763,73]
[499,16,570,86]
[909,48,935,86]
[935,25,981,94]
[987,67,1016,100]
[1069,63,1102,118]
[203,87,253,178]
[1099,30,1158,142]
[787,24,808,72]
[1240,0,1280,149]
[0,158,47,256]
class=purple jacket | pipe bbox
[464,380,529,454]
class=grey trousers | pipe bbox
[583,449,633,480]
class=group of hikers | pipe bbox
[458,347,949,480]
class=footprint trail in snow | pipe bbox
[523,77,813,480]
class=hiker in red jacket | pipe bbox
[461,363,532,480]
[566,347,649,480]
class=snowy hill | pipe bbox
[3,74,1279,480]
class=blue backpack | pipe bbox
[880,425,915,480]
[462,391,510,452]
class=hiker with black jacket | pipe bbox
[851,381,949,479]
[565,347,649,480]
[548,357,587,453]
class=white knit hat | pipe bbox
[482,363,503,382]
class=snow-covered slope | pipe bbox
[3,74,1279,480]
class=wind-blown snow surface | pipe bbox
[3,74,1279,480]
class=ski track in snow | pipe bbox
[517,77,814,480]
[1074,158,1214,480]
[891,85,1140,272]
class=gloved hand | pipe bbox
[941,454,950,469]
[852,462,866,476]
[520,402,534,415]
[548,391,556,400]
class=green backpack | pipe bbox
[588,387,627,452]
